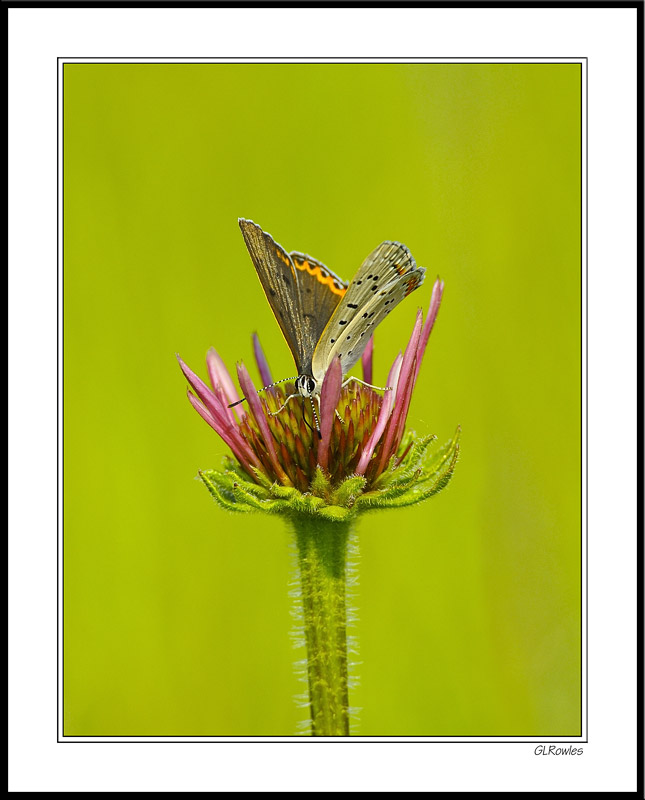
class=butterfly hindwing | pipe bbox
[311,241,425,381]
[239,219,307,372]
[290,251,348,374]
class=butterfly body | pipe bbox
[298,377,318,398]
[239,218,426,399]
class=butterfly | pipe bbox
[235,218,426,431]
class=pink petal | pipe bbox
[355,352,403,475]
[186,388,218,430]
[211,382,240,427]
[177,354,260,470]
[236,361,291,486]
[206,347,245,422]
[252,333,273,388]
[361,335,374,385]
[415,278,444,380]
[317,357,342,472]
[178,353,227,420]
[376,310,423,475]
[390,350,419,456]
[186,390,257,475]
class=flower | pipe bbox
[177,278,459,521]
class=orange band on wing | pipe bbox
[405,274,423,296]
[294,259,347,296]
[274,247,292,267]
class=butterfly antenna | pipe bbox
[228,376,299,408]
[309,397,322,440]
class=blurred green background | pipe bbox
[63,63,581,736]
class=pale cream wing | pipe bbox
[311,261,426,381]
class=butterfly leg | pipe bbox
[342,376,392,392]
[268,393,300,416]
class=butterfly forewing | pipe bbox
[311,241,425,381]
[239,219,308,372]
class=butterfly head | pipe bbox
[295,374,318,398]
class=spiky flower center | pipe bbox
[238,383,385,491]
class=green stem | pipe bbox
[292,514,352,736]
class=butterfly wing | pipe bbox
[289,251,348,374]
[239,218,308,372]
[311,241,425,381]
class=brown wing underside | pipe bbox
[289,251,347,374]
[239,219,348,376]
[238,219,306,371]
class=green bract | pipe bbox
[199,426,460,522]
